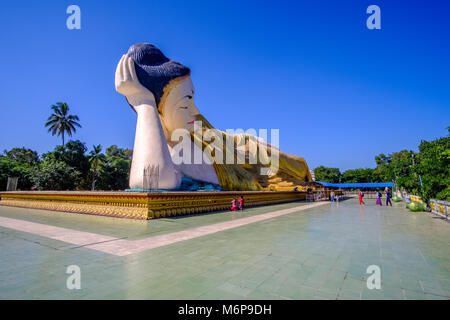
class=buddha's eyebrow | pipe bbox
[176,94,193,104]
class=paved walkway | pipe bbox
[0,199,448,299]
[0,202,326,256]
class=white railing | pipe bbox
[403,194,449,220]
[430,199,449,220]
[306,192,328,202]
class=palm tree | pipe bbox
[89,145,104,191]
[45,102,81,145]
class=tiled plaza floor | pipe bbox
[0,198,449,300]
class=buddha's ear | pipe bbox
[158,107,169,135]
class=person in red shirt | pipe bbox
[231,198,237,211]
[238,196,244,211]
[359,190,365,206]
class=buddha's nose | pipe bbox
[190,102,200,116]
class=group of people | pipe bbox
[230,189,393,211]
[358,187,392,206]
[330,191,340,202]
[231,196,245,211]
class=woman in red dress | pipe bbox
[238,196,244,211]
[359,190,365,206]
[231,198,237,211]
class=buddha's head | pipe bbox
[127,43,201,134]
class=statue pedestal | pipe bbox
[0,190,307,220]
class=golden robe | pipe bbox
[193,114,312,191]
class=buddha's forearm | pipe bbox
[129,104,181,189]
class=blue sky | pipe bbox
[0,0,449,171]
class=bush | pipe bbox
[31,160,81,190]
[435,186,450,201]
[392,196,402,202]
[407,201,426,212]
[0,157,35,190]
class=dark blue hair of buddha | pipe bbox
[127,43,191,108]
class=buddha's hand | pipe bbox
[115,54,156,108]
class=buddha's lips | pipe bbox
[187,120,195,124]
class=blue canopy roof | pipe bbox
[315,181,394,188]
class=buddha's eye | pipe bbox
[179,106,188,109]
[186,95,193,100]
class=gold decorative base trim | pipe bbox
[0,191,307,220]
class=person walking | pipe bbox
[359,189,365,206]
[386,189,392,207]
[231,198,237,211]
[238,196,244,211]
[376,191,382,206]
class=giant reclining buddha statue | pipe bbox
[115,43,312,191]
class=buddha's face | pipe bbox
[160,76,200,134]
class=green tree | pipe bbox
[375,153,391,168]
[3,147,39,164]
[45,102,81,145]
[314,166,341,183]
[0,157,35,190]
[41,140,90,189]
[373,153,394,183]
[341,168,375,183]
[415,135,450,201]
[0,148,39,190]
[31,160,81,191]
[388,150,420,194]
[42,140,90,177]
[96,146,132,190]
[105,145,133,160]
[88,145,105,191]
